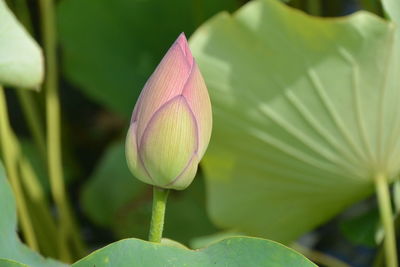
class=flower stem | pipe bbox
[0,87,38,250]
[374,173,398,267]
[148,187,169,243]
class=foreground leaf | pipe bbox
[0,163,66,267]
[73,237,315,267]
[0,259,29,267]
[0,0,43,88]
[190,0,400,243]
[190,231,244,249]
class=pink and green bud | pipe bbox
[125,33,212,190]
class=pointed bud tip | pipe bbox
[176,32,187,47]
[175,32,193,66]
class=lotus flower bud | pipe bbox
[125,33,212,190]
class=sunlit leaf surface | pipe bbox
[382,0,400,26]
[190,0,400,243]
[0,0,43,89]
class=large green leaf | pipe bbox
[0,0,43,89]
[0,163,66,267]
[81,142,216,244]
[57,0,238,117]
[0,259,30,267]
[381,0,400,24]
[190,0,400,243]
[72,237,315,267]
[190,231,244,249]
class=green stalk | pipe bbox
[10,0,61,258]
[13,0,48,186]
[292,243,350,267]
[16,90,46,160]
[5,110,60,258]
[148,187,169,243]
[0,87,38,250]
[17,147,59,258]
[375,173,398,267]
[38,0,86,259]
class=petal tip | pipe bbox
[176,32,188,49]
[175,32,193,66]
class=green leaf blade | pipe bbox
[73,237,315,267]
[190,0,400,243]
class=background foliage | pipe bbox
[1,0,399,266]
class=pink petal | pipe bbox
[134,34,194,143]
[182,62,212,158]
[176,33,194,67]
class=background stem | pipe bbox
[18,150,59,258]
[16,90,46,160]
[0,87,38,250]
[292,243,350,267]
[38,0,85,260]
[375,173,398,267]
[7,0,65,258]
[148,187,169,243]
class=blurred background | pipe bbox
[3,0,392,266]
